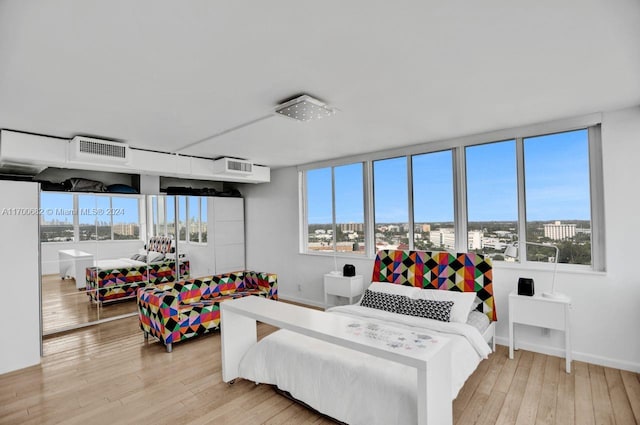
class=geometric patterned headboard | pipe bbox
[147,236,175,254]
[371,249,496,321]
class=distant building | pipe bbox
[430,228,455,250]
[468,230,483,250]
[544,221,576,240]
[340,222,364,232]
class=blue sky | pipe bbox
[308,129,591,224]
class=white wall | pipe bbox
[243,105,640,372]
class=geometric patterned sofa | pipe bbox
[85,235,190,304]
[137,270,278,352]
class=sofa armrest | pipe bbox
[137,286,181,344]
[245,271,278,300]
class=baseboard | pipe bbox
[494,336,640,373]
[278,294,325,309]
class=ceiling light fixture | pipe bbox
[274,94,336,122]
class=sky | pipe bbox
[307,129,591,224]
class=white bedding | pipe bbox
[238,304,491,425]
[95,258,148,269]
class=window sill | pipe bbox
[494,260,606,276]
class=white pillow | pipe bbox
[364,281,421,298]
[147,251,165,263]
[412,288,476,324]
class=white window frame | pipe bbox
[299,162,368,257]
[299,113,605,271]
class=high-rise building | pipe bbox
[544,221,576,240]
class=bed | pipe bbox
[85,236,190,304]
[235,249,496,425]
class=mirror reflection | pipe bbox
[41,193,204,335]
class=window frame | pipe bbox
[299,113,605,271]
[300,161,368,257]
[40,192,143,243]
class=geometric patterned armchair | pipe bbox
[137,270,278,352]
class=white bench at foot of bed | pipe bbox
[220,296,452,425]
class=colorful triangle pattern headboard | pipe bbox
[371,249,496,321]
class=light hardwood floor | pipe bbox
[42,274,139,334]
[1,316,639,425]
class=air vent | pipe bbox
[212,157,253,175]
[68,136,130,164]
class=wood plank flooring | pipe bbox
[42,274,138,334]
[1,315,639,425]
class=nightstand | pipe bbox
[508,291,572,373]
[323,273,364,309]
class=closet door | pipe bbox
[0,181,40,374]
[212,197,245,274]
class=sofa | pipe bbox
[137,270,278,352]
[86,235,190,304]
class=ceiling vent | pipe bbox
[212,157,253,175]
[68,136,130,164]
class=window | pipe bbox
[78,195,110,241]
[466,140,518,260]
[200,199,208,243]
[178,196,187,241]
[373,157,408,250]
[305,163,365,254]
[149,195,208,244]
[40,193,142,242]
[524,129,592,265]
[112,197,140,240]
[412,150,455,251]
[40,192,74,242]
[300,122,603,270]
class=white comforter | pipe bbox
[238,305,491,425]
[95,258,148,270]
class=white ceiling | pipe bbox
[1,0,639,169]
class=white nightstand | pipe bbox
[508,291,572,373]
[323,273,364,309]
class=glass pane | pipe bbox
[412,151,454,251]
[152,196,159,236]
[307,167,333,252]
[188,196,200,242]
[374,157,409,250]
[334,163,365,254]
[524,129,591,265]
[78,195,110,241]
[466,141,517,261]
[178,196,187,241]
[201,198,208,243]
[40,192,74,242]
[112,196,140,240]
[166,196,175,237]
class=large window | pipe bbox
[301,122,603,270]
[40,192,141,242]
[524,129,592,265]
[373,157,408,250]
[412,150,455,251]
[306,163,365,254]
[40,192,74,242]
[466,140,518,260]
[150,195,208,244]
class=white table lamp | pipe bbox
[504,241,568,300]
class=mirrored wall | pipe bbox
[40,193,208,335]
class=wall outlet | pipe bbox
[297,284,302,292]
[542,328,551,337]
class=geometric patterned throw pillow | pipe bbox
[360,289,405,313]
[397,298,454,322]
